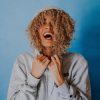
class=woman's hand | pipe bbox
[32,54,50,79]
[48,55,65,87]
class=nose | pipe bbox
[45,23,52,31]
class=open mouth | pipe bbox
[43,32,53,40]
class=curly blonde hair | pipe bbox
[27,8,75,59]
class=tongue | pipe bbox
[44,34,52,40]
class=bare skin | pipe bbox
[32,15,64,86]
[32,54,50,78]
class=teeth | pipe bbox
[43,32,53,40]
[44,32,53,37]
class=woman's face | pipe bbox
[39,15,56,48]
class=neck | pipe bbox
[43,47,53,58]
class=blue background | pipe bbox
[0,0,100,100]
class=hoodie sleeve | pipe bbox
[7,54,40,100]
[55,54,91,100]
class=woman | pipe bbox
[7,8,91,100]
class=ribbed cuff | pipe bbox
[57,81,69,94]
[27,73,40,87]
[56,80,74,99]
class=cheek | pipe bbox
[39,33,42,39]
[38,32,42,40]
[38,28,44,39]
[39,36,44,44]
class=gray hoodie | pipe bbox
[7,50,91,100]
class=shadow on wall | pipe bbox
[81,6,100,100]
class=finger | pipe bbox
[36,54,43,59]
[42,57,49,63]
[37,55,46,62]
[54,55,61,71]
[51,56,58,66]
[53,55,60,65]
[54,55,62,72]
[44,59,50,67]
[39,56,46,61]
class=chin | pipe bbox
[40,41,67,60]
[43,44,53,48]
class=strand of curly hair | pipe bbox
[27,8,75,59]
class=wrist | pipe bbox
[31,72,40,79]
[55,74,65,86]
